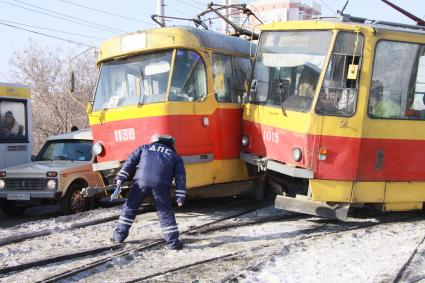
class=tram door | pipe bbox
[211,53,251,161]
[315,31,364,181]
[169,49,214,156]
[360,39,425,182]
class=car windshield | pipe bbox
[250,31,333,112]
[36,140,93,161]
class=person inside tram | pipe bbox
[0,111,24,138]
[297,65,319,97]
[371,80,402,118]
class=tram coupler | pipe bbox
[81,183,131,198]
[275,194,350,221]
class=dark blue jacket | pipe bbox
[117,142,186,203]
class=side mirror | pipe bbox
[69,71,75,93]
[31,155,36,161]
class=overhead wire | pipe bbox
[12,0,126,32]
[0,19,106,40]
[189,0,205,7]
[0,21,94,48]
[171,6,192,18]
[0,0,124,33]
[318,0,338,16]
[58,0,154,26]
[179,0,204,10]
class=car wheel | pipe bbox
[60,183,88,215]
[0,199,27,216]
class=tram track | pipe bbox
[129,213,422,283]
[76,215,420,283]
[3,206,421,282]
[1,204,279,282]
[392,233,425,283]
[219,213,424,283]
[0,198,264,248]
[0,213,122,248]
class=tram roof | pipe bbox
[260,17,425,37]
[97,26,255,63]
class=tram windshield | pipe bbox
[250,31,332,112]
[93,49,206,111]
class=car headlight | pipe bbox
[241,135,250,147]
[47,179,57,190]
[92,142,104,156]
[0,179,5,189]
[292,147,302,162]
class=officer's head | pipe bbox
[151,134,176,148]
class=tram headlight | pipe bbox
[241,135,250,147]
[92,142,104,156]
[292,148,302,162]
[0,179,5,189]
[46,179,57,190]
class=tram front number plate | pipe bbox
[7,193,30,200]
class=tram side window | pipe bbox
[316,32,364,117]
[212,55,250,103]
[232,57,251,103]
[212,54,233,102]
[368,41,425,120]
[0,100,27,142]
[169,50,207,102]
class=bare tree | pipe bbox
[8,39,98,152]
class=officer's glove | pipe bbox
[110,180,122,201]
[177,202,183,208]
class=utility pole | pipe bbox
[157,0,165,26]
[222,0,229,34]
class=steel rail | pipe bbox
[28,205,272,283]
[220,214,423,283]
[392,233,425,283]
[0,207,151,248]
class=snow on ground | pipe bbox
[1,200,425,283]
[1,198,270,282]
[241,218,425,283]
[0,205,123,240]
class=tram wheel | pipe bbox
[252,177,266,201]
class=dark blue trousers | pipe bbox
[113,184,181,249]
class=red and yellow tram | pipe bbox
[86,26,257,197]
[241,18,425,219]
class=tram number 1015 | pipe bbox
[114,128,136,142]
[263,130,280,144]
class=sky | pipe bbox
[0,0,424,82]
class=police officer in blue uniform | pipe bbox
[112,134,186,250]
